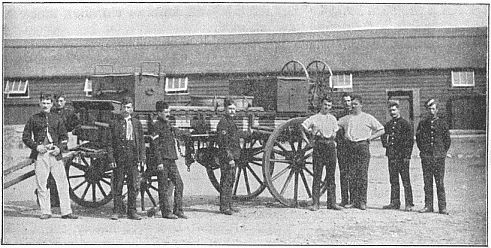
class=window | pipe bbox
[451,71,475,87]
[165,77,188,94]
[4,80,29,98]
[84,78,93,97]
[330,74,352,89]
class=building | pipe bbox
[4,27,487,130]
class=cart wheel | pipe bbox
[66,152,113,208]
[206,135,268,200]
[263,117,328,207]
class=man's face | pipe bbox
[352,99,362,113]
[40,99,53,113]
[389,105,400,119]
[121,103,134,117]
[55,97,66,108]
[342,96,352,110]
[319,100,332,114]
[226,104,237,117]
[157,108,170,121]
[427,104,438,118]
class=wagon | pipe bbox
[6,60,341,211]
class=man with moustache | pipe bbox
[381,100,414,211]
[107,97,145,220]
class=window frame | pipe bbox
[164,77,189,95]
[4,80,30,98]
[451,71,475,87]
[330,74,353,89]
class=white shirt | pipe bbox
[302,112,338,138]
[338,112,383,142]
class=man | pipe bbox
[152,101,188,219]
[416,99,451,215]
[41,92,80,208]
[338,95,385,210]
[302,97,342,211]
[22,93,78,219]
[107,97,145,220]
[336,93,353,207]
[381,101,415,211]
[216,99,241,215]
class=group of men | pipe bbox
[302,93,451,215]
[22,91,450,220]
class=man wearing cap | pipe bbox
[216,98,241,215]
[381,100,415,211]
[150,101,189,219]
[107,97,145,220]
[416,99,451,215]
[335,92,354,207]
[338,95,385,210]
[302,96,343,211]
[22,93,78,219]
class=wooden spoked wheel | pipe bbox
[66,151,113,208]
[280,60,310,78]
[262,117,328,207]
[206,134,268,200]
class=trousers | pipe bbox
[219,163,237,211]
[158,159,184,215]
[387,157,414,206]
[337,144,353,204]
[347,141,370,206]
[312,140,337,207]
[35,152,72,215]
[421,156,446,210]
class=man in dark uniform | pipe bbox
[381,100,414,211]
[107,97,145,220]
[216,98,241,215]
[416,99,451,215]
[22,93,78,219]
[151,101,188,219]
[335,93,353,207]
[302,97,342,211]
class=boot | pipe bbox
[326,186,343,210]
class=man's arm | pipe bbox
[106,121,116,165]
[22,117,37,150]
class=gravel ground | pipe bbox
[2,135,487,245]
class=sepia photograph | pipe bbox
[2,2,488,245]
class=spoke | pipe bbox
[294,172,299,204]
[145,188,157,206]
[305,161,313,165]
[303,152,313,160]
[70,162,88,172]
[272,166,291,182]
[280,170,294,196]
[304,167,314,177]
[100,178,111,186]
[297,138,303,151]
[243,167,251,195]
[272,149,287,157]
[148,184,159,191]
[252,157,263,162]
[251,161,263,166]
[68,174,85,179]
[81,183,90,200]
[300,171,312,198]
[274,141,289,154]
[289,140,296,152]
[269,158,291,164]
[246,164,262,184]
[233,168,242,195]
[252,147,263,155]
[72,180,87,191]
[80,156,91,167]
[96,182,108,198]
[92,183,96,202]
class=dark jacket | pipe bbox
[51,105,79,132]
[335,109,351,149]
[151,117,189,164]
[416,116,451,158]
[216,115,241,163]
[106,114,146,165]
[381,117,414,159]
[22,111,68,160]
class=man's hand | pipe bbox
[109,162,117,169]
[36,145,48,154]
[50,146,61,156]
[229,160,236,168]
[157,164,164,171]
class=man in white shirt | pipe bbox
[302,97,342,211]
[338,95,384,210]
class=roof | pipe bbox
[3,27,487,78]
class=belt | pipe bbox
[314,136,335,143]
[348,139,369,144]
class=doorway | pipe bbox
[386,89,420,132]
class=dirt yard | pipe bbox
[2,134,487,245]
